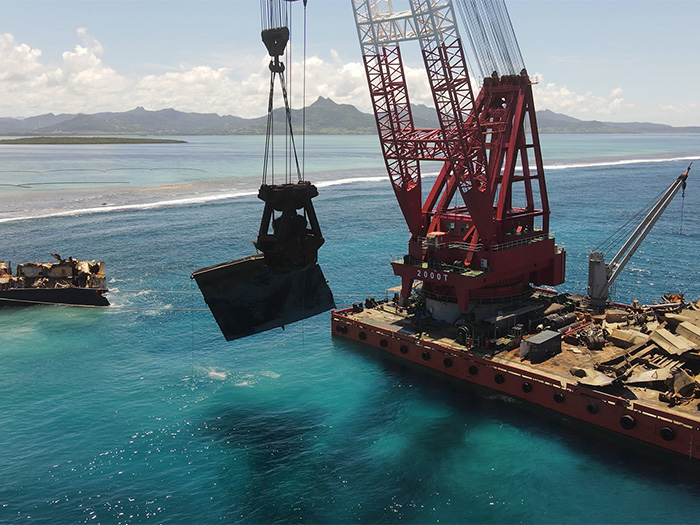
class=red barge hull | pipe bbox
[331,307,700,460]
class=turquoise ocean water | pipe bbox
[1,134,699,523]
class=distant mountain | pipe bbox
[534,109,700,134]
[0,113,76,134]
[1,100,698,136]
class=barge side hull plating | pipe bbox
[0,287,109,307]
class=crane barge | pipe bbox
[332,0,700,459]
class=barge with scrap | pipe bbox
[331,0,700,459]
[332,292,700,459]
[0,254,109,307]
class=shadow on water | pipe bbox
[196,332,700,523]
[203,403,329,523]
[336,337,700,490]
[201,367,477,523]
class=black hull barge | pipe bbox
[0,255,109,307]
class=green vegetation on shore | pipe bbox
[0,137,187,145]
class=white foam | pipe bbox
[543,155,699,171]
[0,189,259,223]
[1,155,695,223]
[207,367,228,381]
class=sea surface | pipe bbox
[1,134,699,523]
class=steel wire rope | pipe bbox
[263,71,276,185]
[302,0,307,181]
[286,3,292,184]
[489,0,515,72]
[190,276,196,375]
[499,0,524,71]
[479,2,495,74]
[593,183,669,255]
[455,0,483,80]
[679,162,691,235]
[474,0,491,71]
[482,0,508,73]
[485,0,508,73]
[456,0,525,77]
[680,184,685,235]
[499,0,523,72]
[279,71,303,184]
[458,0,492,79]
[261,0,290,186]
[299,0,309,344]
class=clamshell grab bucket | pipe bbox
[192,253,335,341]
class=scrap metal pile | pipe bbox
[555,297,700,406]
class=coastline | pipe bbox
[0,137,187,145]
[1,152,697,224]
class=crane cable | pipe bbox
[260,0,304,186]
[593,184,668,255]
[455,0,524,78]
[594,164,691,255]
[302,0,308,179]
[680,168,687,234]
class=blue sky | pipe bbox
[2,0,699,126]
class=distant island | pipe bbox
[0,137,187,145]
[1,97,698,136]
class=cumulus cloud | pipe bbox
[0,30,377,118]
[0,33,43,82]
[10,30,684,126]
[0,29,129,116]
[530,74,630,119]
[137,66,238,114]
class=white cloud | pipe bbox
[0,33,43,82]
[658,102,699,115]
[0,29,128,116]
[295,56,369,112]
[137,66,238,114]
[0,30,378,118]
[531,75,630,120]
[8,31,694,127]
[12,29,633,123]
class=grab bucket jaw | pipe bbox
[192,254,335,341]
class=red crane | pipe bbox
[353,0,565,320]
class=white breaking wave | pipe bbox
[0,189,258,223]
[1,156,696,223]
[0,175,389,223]
[543,155,699,171]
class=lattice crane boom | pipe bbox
[353,0,565,318]
[588,164,691,309]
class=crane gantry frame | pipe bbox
[353,0,565,317]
